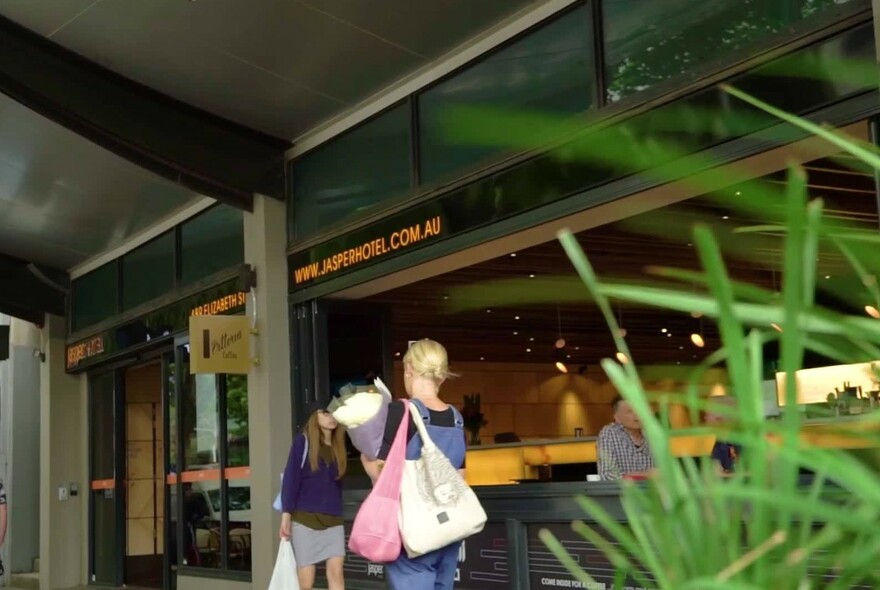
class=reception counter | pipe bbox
[463,419,880,486]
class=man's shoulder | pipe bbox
[597,422,620,438]
[599,422,619,441]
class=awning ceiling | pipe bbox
[0,0,533,322]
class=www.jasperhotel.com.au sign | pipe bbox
[292,216,442,286]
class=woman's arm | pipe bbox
[365,400,405,485]
[281,434,306,513]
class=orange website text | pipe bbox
[294,216,442,285]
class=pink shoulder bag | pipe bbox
[348,399,410,562]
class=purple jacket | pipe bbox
[281,434,343,516]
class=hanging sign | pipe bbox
[189,315,251,374]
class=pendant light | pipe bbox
[555,303,567,373]
[690,316,705,348]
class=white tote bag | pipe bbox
[399,408,487,557]
[268,540,301,590]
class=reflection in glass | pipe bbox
[183,373,219,470]
[419,5,594,184]
[122,231,175,311]
[73,262,118,332]
[225,375,249,468]
[225,479,252,572]
[181,481,221,569]
[603,0,859,103]
[291,103,412,241]
[181,206,244,286]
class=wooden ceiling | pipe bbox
[367,155,879,367]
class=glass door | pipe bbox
[89,370,123,586]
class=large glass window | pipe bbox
[291,103,412,241]
[176,343,250,575]
[181,206,244,286]
[603,0,860,103]
[122,232,175,311]
[73,262,118,332]
[418,5,595,185]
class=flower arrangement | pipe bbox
[461,393,488,445]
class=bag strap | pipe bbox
[409,400,437,451]
[374,400,411,495]
[450,405,464,428]
[410,398,431,424]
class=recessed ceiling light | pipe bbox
[736,191,742,196]
[555,361,568,373]
[667,333,672,337]
[529,274,535,278]
[575,346,580,351]
[486,309,492,313]
[825,275,831,280]
[567,354,571,359]
[395,352,401,357]
[480,356,485,361]
[690,334,705,348]
[661,328,668,333]
[515,316,520,320]
[526,348,532,353]
[530,337,535,342]
[513,331,519,335]
[722,215,729,220]
[443,295,449,300]
[510,253,517,257]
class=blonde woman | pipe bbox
[363,339,467,590]
[280,408,348,590]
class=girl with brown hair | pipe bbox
[279,408,348,590]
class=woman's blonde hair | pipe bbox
[303,410,347,479]
[403,339,458,382]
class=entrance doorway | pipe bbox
[124,362,165,588]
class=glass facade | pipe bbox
[181,206,244,286]
[286,0,867,248]
[122,231,176,311]
[73,263,118,333]
[291,103,412,240]
[71,206,245,334]
[419,4,595,184]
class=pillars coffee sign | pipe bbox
[189,315,251,374]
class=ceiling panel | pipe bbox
[301,0,533,60]
[0,0,96,37]
[0,0,542,139]
[0,92,203,270]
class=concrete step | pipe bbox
[9,572,39,590]
[32,556,40,573]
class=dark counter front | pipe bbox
[318,482,652,590]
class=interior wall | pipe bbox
[124,364,163,574]
[393,360,729,442]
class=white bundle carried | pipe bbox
[329,377,392,459]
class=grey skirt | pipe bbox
[291,521,345,567]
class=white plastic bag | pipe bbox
[268,540,300,590]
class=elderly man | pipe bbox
[597,396,655,480]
